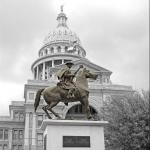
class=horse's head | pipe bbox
[75,67,98,93]
[79,68,98,80]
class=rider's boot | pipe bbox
[67,89,75,98]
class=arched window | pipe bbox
[45,49,48,55]
[65,46,68,52]
[57,46,61,53]
[50,47,54,53]
[40,52,43,57]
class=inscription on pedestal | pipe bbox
[63,136,90,147]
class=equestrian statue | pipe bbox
[34,62,98,119]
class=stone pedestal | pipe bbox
[41,119,108,150]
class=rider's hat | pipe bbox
[65,62,74,66]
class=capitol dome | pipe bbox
[44,26,81,45]
[43,9,81,46]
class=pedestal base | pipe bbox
[41,119,108,150]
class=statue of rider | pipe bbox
[56,62,76,99]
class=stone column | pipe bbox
[24,113,29,150]
[31,113,36,150]
[54,46,57,53]
[47,48,50,54]
[36,66,39,80]
[62,59,65,64]
[10,110,13,119]
[8,129,13,150]
[33,68,35,80]
[42,63,45,80]
[52,60,54,67]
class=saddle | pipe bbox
[57,81,75,90]
[57,81,80,98]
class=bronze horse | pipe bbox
[34,68,98,119]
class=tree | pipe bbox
[101,91,150,150]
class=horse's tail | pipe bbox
[34,88,44,112]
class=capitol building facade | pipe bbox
[0,8,133,150]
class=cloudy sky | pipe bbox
[0,0,149,115]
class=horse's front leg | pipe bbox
[82,97,92,119]
[42,105,52,119]
[47,102,61,119]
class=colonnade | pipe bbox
[35,59,66,80]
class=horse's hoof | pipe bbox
[55,114,61,119]
[48,116,52,119]
[87,116,93,120]
[57,116,61,119]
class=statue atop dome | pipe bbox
[60,5,64,12]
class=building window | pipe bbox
[18,145,23,150]
[65,46,68,52]
[14,112,19,120]
[45,49,48,55]
[13,130,18,139]
[0,145,8,150]
[54,59,62,66]
[0,129,3,139]
[4,130,8,140]
[46,61,52,67]
[19,113,24,121]
[12,145,17,150]
[57,46,61,53]
[14,112,24,121]
[50,47,54,53]
[0,129,8,140]
[29,93,34,100]
[19,130,23,139]
[3,145,7,150]
[37,115,43,127]
[37,133,43,146]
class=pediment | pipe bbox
[72,58,112,75]
[51,58,112,76]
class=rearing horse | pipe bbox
[34,68,98,119]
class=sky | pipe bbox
[0,0,149,115]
